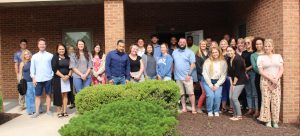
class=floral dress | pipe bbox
[92,55,106,85]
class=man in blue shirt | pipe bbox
[13,39,28,111]
[30,38,53,118]
[151,34,161,59]
[172,38,196,114]
[105,40,130,85]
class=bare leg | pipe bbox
[46,95,51,112]
[181,95,187,111]
[62,93,68,113]
[35,96,41,113]
[189,94,196,112]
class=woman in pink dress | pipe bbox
[92,44,106,85]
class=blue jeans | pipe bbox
[147,76,157,80]
[26,82,36,114]
[26,82,42,114]
[112,76,126,85]
[203,81,223,113]
[245,71,258,109]
[191,69,198,82]
[73,77,91,93]
[222,77,230,102]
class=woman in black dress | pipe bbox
[52,43,72,117]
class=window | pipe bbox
[63,29,93,52]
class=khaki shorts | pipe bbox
[176,80,194,96]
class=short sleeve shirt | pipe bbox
[172,48,196,80]
[129,56,141,72]
[257,54,283,77]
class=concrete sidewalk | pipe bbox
[0,99,76,136]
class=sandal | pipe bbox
[64,112,69,117]
[230,116,242,121]
[57,113,64,118]
[192,110,197,114]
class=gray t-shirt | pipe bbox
[146,55,157,77]
[70,53,93,78]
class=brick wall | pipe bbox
[246,0,300,123]
[0,2,237,98]
[0,5,104,99]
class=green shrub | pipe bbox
[60,100,178,136]
[75,80,180,115]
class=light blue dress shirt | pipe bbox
[30,51,53,82]
[153,44,161,59]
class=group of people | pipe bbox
[14,33,283,128]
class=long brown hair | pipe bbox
[92,43,104,59]
[75,40,89,61]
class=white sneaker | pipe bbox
[214,112,220,117]
[208,112,213,117]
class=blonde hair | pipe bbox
[129,44,138,53]
[264,39,275,53]
[208,47,224,75]
[21,49,32,63]
[197,40,207,58]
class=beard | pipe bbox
[116,49,124,55]
[178,45,186,50]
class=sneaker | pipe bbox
[272,123,279,128]
[266,122,272,128]
[46,111,53,116]
[208,112,213,117]
[31,113,40,118]
[214,112,220,117]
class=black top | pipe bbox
[52,55,71,77]
[224,54,230,76]
[51,55,71,107]
[129,56,141,72]
[228,55,247,85]
[241,50,253,68]
[195,51,209,80]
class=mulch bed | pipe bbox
[0,112,21,125]
[177,112,300,136]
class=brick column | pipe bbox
[246,0,300,123]
[281,0,300,123]
[104,0,125,53]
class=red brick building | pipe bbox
[0,0,299,123]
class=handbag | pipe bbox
[18,79,27,95]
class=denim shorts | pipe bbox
[35,80,52,96]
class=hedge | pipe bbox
[60,100,179,136]
[75,80,180,115]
